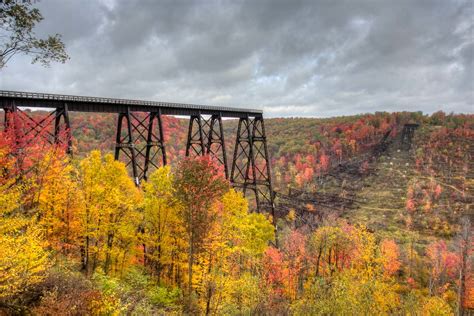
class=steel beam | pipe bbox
[0,90,262,118]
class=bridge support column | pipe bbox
[206,114,228,179]
[115,108,139,185]
[186,113,229,179]
[115,109,167,184]
[186,114,205,156]
[3,102,71,152]
[231,116,275,216]
[3,101,16,132]
[143,110,167,181]
[54,103,72,154]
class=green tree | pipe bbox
[0,0,68,68]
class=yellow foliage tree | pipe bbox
[0,143,51,301]
[293,224,401,314]
[196,189,274,314]
[142,166,186,285]
[77,151,141,276]
[0,222,49,299]
[34,150,82,256]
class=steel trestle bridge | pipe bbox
[0,90,275,215]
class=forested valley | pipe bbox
[0,111,472,315]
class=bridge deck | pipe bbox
[0,90,262,118]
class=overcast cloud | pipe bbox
[0,0,472,117]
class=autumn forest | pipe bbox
[0,110,472,315]
[1,1,473,315]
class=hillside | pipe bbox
[1,110,472,314]
[11,110,472,243]
[8,110,419,188]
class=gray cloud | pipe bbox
[0,0,472,117]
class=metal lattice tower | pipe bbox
[231,116,275,216]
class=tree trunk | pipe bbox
[104,232,114,275]
[187,230,194,311]
[315,246,322,277]
[205,252,213,316]
[82,236,90,275]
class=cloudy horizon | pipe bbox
[0,0,472,117]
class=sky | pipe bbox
[0,0,472,117]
